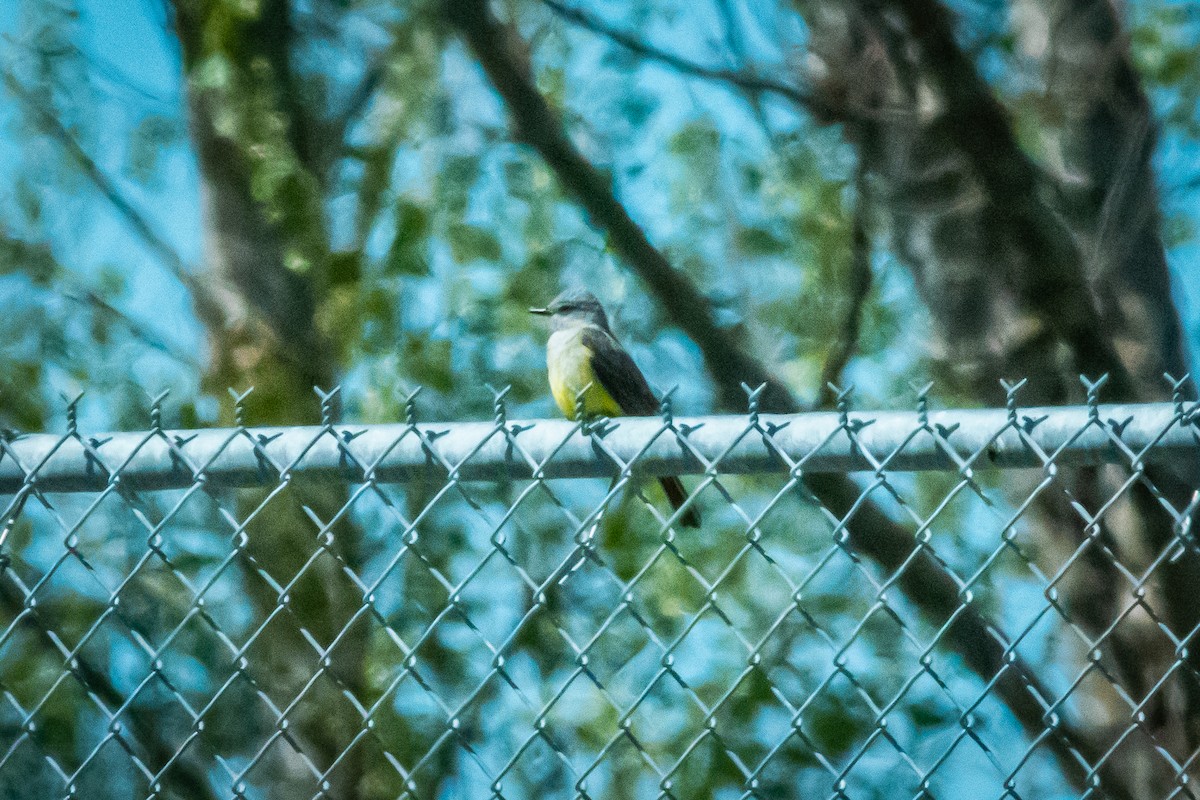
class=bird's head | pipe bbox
[530,289,610,331]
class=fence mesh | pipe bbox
[3,381,1200,800]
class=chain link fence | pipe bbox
[2,380,1200,799]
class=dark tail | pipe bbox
[659,476,701,528]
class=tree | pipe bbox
[1,0,1197,796]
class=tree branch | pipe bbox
[1047,0,1200,752]
[879,0,1137,400]
[62,286,199,369]
[444,1,1108,789]
[6,75,190,291]
[538,0,837,119]
[1055,0,1190,392]
[446,0,791,414]
[872,0,1200,766]
[0,568,219,800]
[5,72,224,331]
[817,158,873,408]
[333,64,384,150]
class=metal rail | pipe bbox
[2,401,1196,493]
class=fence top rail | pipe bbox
[1,401,1197,493]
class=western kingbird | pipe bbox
[530,290,701,528]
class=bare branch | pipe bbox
[817,159,873,408]
[710,0,779,142]
[5,71,229,347]
[62,287,199,368]
[5,74,193,291]
[712,0,749,65]
[334,64,384,147]
[538,0,836,118]
[1045,0,1190,392]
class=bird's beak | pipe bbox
[529,307,550,316]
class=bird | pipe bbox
[530,289,701,527]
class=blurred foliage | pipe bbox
[0,0,1199,797]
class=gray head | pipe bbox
[530,289,611,331]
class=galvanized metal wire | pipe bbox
[2,379,1200,799]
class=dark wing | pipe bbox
[582,327,660,415]
[659,476,701,527]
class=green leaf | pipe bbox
[395,200,429,243]
[447,223,501,264]
[735,226,789,257]
[807,699,864,756]
[438,154,480,217]
[128,115,182,184]
[405,335,454,392]
[0,235,58,284]
[327,250,362,287]
[384,201,430,276]
[95,264,126,296]
[668,120,720,160]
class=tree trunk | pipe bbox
[171,2,368,796]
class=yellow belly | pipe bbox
[547,328,624,419]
